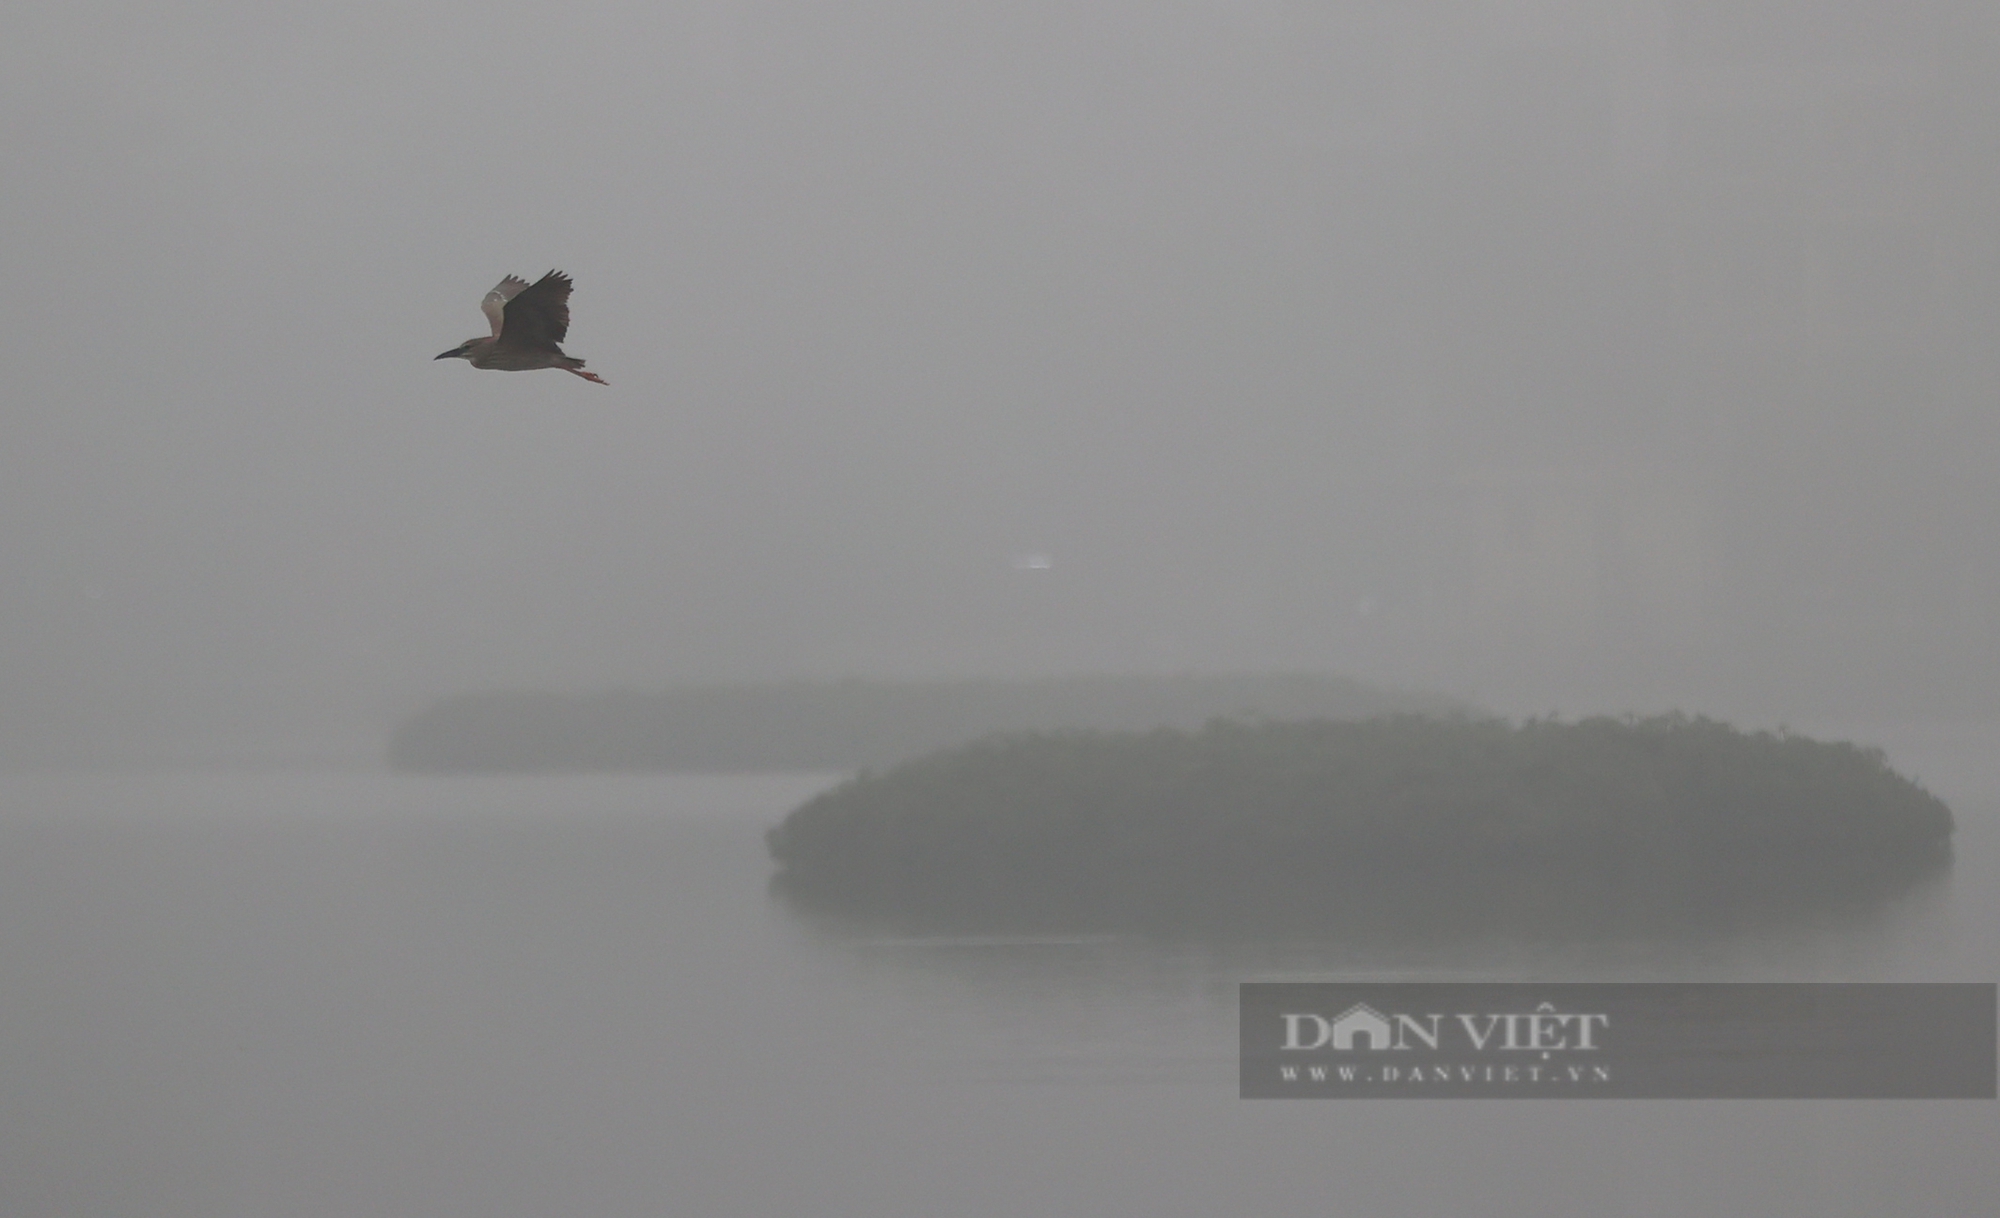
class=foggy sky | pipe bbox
[5,2,1998,762]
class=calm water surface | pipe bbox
[2,723,1996,1217]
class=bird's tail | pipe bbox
[562,358,609,386]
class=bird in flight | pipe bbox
[435,271,608,384]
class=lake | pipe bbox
[2,720,1995,1216]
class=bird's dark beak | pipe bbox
[434,348,459,360]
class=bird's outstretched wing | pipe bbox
[480,275,531,339]
[496,271,574,350]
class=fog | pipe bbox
[6,2,1998,763]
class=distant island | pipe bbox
[767,714,1954,935]
[386,674,1462,773]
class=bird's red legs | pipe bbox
[566,369,610,385]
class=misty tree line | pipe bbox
[767,714,1953,933]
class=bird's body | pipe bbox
[435,271,608,384]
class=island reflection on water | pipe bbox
[771,845,1954,952]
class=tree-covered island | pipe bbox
[767,714,1953,935]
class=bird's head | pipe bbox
[434,339,482,361]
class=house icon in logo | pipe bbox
[1329,1003,1395,1050]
